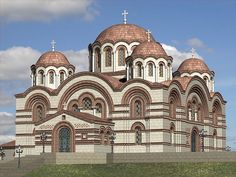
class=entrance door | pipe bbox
[191,130,197,152]
[59,127,71,152]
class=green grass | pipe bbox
[24,162,236,177]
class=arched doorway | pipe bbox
[59,127,71,152]
[191,128,199,152]
[52,122,75,152]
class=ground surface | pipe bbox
[24,162,236,177]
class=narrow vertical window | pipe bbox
[60,71,65,84]
[36,105,44,120]
[49,71,54,84]
[96,103,102,114]
[118,47,125,66]
[136,63,142,77]
[135,127,142,145]
[148,63,153,76]
[134,100,142,117]
[39,70,44,85]
[105,48,112,67]
[159,63,164,77]
[95,48,101,70]
[169,100,174,118]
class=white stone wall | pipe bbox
[16,72,226,155]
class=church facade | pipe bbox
[15,20,226,156]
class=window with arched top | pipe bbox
[82,98,92,110]
[203,76,209,87]
[72,104,78,112]
[136,63,142,77]
[212,110,216,124]
[49,71,54,84]
[96,103,102,114]
[118,47,125,66]
[169,100,174,118]
[187,98,202,121]
[38,70,44,85]
[148,63,153,76]
[191,100,197,120]
[170,124,175,145]
[68,70,73,76]
[60,71,65,84]
[159,63,164,77]
[212,100,222,125]
[36,105,43,120]
[95,48,101,71]
[213,129,217,150]
[134,100,142,117]
[135,126,142,145]
[105,47,112,67]
[34,104,45,121]
[128,62,133,79]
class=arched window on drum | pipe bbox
[159,63,164,77]
[38,70,44,85]
[136,62,142,77]
[49,70,55,84]
[94,48,101,71]
[148,63,153,76]
[118,47,126,66]
[59,71,65,84]
[105,47,112,67]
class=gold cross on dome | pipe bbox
[51,40,56,51]
[146,29,151,42]
[191,48,196,58]
[122,10,128,24]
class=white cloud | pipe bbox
[186,38,206,48]
[64,49,89,72]
[0,0,98,22]
[186,37,213,52]
[0,112,15,145]
[162,43,201,70]
[0,47,41,80]
[0,89,15,106]
[0,46,89,81]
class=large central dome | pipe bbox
[94,24,155,45]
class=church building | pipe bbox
[15,12,226,156]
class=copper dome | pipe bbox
[130,41,171,60]
[177,58,211,74]
[35,51,74,69]
[94,24,155,45]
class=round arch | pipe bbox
[52,121,75,152]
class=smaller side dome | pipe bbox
[177,58,211,74]
[36,51,74,69]
[130,41,171,60]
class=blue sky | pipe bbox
[0,0,235,150]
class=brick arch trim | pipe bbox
[131,122,145,130]
[121,86,152,104]
[58,80,114,112]
[25,93,51,110]
[186,84,209,118]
